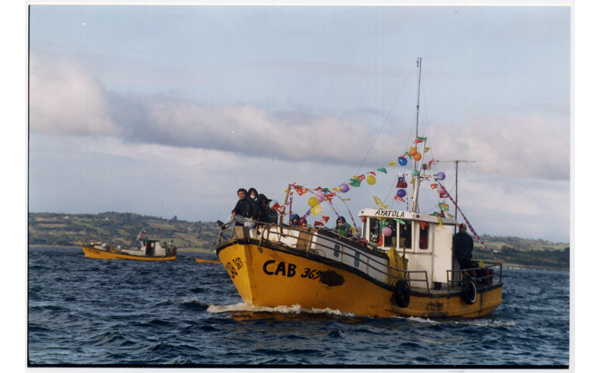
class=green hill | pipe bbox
[28,212,570,268]
[473,235,569,270]
[28,212,220,252]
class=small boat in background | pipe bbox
[80,230,177,261]
[195,257,220,264]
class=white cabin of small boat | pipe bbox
[119,238,168,257]
[358,208,460,290]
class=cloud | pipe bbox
[107,91,399,166]
[29,53,569,184]
[428,112,570,181]
[29,54,118,136]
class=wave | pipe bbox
[206,303,360,318]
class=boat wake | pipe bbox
[207,302,359,318]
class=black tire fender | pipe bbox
[394,280,411,308]
[462,277,477,304]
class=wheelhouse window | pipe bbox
[399,222,412,250]
[419,223,430,250]
[368,218,380,246]
[382,219,397,248]
[368,218,404,249]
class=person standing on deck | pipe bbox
[248,188,258,202]
[334,216,351,237]
[217,188,259,228]
[452,223,474,271]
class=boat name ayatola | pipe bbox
[374,209,406,218]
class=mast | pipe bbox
[279,184,292,226]
[411,58,423,212]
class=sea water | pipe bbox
[28,246,569,367]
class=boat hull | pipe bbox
[195,257,221,264]
[217,240,502,319]
[81,246,177,261]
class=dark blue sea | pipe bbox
[28,246,570,368]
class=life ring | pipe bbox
[394,280,410,308]
[109,246,116,253]
[461,277,477,305]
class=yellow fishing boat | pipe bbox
[215,58,502,319]
[80,232,177,261]
[216,215,501,319]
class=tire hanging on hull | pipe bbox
[393,280,411,308]
[461,277,477,304]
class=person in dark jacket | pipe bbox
[452,223,474,271]
[218,188,259,228]
[248,188,258,202]
[256,194,271,223]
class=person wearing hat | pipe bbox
[452,223,474,271]
[334,216,351,237]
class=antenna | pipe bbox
[436,160,476,234]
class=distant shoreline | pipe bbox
[27,244,215,254]
[27,245,568,270]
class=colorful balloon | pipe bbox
[382,227,392,237]
[366,175,376,185]
[340,183,349,193]
[315,191,325,202]
[397,189,406,198]
[269,200,279,209]
[308,197,319,207]
[437,172,446,180]
[437,187,445,195]
[413,153,422,161]
[398,157,408,166]
[408,148,418,156]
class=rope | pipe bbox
[354,65,415,177]
[439,183,502,265]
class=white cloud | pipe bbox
[29,54,118,136]
[428,112,569,181]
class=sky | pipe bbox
[25,1,572,243]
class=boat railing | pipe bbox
[445,261,503,291]
[217,220,429,291]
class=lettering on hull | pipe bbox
[262,260,321,281]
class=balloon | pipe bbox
[397,189,406,198]
[315,191,325,202]
[437,187,445,195]
[269,200,279,209]
[408,148,418,156]
[308,197,319,207]
[413,153,422,161]
[398,157,408,166]
[382,227,392,237]
[437,172,446,180]
[340,183,349,193]
[367,175,376,185]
